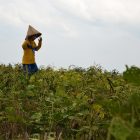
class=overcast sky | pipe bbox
[0,0,140,72]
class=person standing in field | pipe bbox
[22,25,42,74]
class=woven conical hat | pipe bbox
[26,25,42,39]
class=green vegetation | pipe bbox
[0,64,140,140]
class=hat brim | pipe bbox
[26,33,42,40]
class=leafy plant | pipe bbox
[0,64,140,140]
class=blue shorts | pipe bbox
[23,63,38,74]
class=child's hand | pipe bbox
[38,37,42,42]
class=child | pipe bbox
[22,25,42,75]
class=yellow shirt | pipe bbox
[22,40,41,64]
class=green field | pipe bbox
[0,64,140,140]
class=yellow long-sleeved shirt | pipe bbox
[22,40,41,64]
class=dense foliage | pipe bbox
[0,64,140,140]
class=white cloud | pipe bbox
[0,0,140,37]
[50,0,140,24]
[1,0,140,27]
